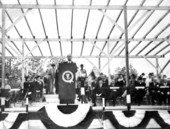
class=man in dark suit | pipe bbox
[134,77,146,105]
[158,77,170,105]
[56,54,77,104]
[149,78,159,105]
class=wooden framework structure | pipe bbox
[1,1,170,94]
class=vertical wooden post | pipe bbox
[107,41,111,85]
[124,6,130,110]
[1,7,6,88]
[21,37,25,89]
[9,58,11,74]
[98,57,101,71]
[156,57,159,78]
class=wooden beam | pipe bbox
[98,57,101,71]
[0,41,14,57]
[160,59,170,73]
[154,39,170,56]
[80,0,92,56]
[6,41,21,57]
[98,9,124,33]
[128,8,148,31]
[116,0,148,56]
[2,55,164,59]
[17,0,42,56]
[136,10,170,56]
[90,0,110,56]
[107,39,111,85]
[156,57,159,77]
[100,0,128,56]
[1,7,5,88]
[25,38,45,57]
[115,12,150,55]
[21,37,25,89]
[70,0,74,56]
[3,38,170,42]
[124,6,131,111]
[85,58,97,69]
[163,49,170,56]
[117,10,153,55]
[54,0,62,56]
[36,0,53,56]
[145,24,170,56]
[6,9,32,33]
[88,39,107,56]
[144,57,156,69]
[6,9,33,56]
[129,0,163,54]
[0,4,170,10]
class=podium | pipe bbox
[57,62,77,104]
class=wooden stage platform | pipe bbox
[0,102,170,129]
[1,94,170,129]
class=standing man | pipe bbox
[56,54,77,104]
[47,64,56,94]
[77,64,87,87]
[77,64,87,102]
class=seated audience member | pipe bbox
[129,74,137,101]
[84,79,91,102]
[101,75,110,101]
[4,79,11,107]
[108,80,119,106]
[23,76,33,100]
[95,79,107,104]
[115,74,125,98]
[134,77,146,105]
[158,77,170,105]
[145,73,154,88]
[4,79,11,90]
[11,75,22,89]
[91,78,98,106]
[139,73,146,83]
[115,74,125,88]
[35,76,44,99]
[10,76,22,102]
[91,79,106,106]
[30,77,37,102]
[149,78,160,105]
[44,74,51,94]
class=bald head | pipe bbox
[67,54,72,61]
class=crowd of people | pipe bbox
[77,71,170,106]
[1,55,170,107]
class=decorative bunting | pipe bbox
[112,110,145,128]
[158,110,170,125]
[0,106,170,129]
[45,104,90,127]
[3,113,19,129]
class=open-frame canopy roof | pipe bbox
[0,0,170,79]
[0,0,170,59]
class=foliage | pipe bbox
[4,57,66,78]
[114,64,138,77]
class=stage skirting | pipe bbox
[0,104,170,129]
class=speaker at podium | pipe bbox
[56,54,77,104]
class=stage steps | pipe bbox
[44,94,60,103]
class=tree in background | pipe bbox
[4,57,66,78]
[113,64,138,81]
